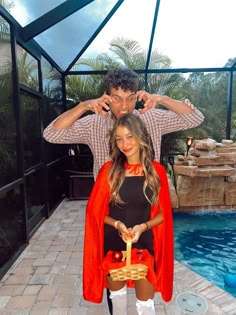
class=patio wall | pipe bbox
[170,139,236,210]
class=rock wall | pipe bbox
[170,139,236,209]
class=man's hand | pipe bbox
[83,93,112,116]
[136,90,162,114]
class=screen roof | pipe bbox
[5,0,236,71]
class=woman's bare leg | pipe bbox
[106,276,126,291]
[134,278,154,300]
[106,276,127,315]
[135,279,155,315]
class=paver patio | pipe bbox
[0,199,235,314]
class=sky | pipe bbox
[9,0,236,70]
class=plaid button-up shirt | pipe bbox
[43,103,204,179]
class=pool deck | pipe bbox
[0,199,236,315]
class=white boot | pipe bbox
[136,298,155,315]
[109,285,127,315]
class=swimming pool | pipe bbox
[174,210,236,298]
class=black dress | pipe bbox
[104,176,154,255]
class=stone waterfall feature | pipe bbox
[169,139,236,209]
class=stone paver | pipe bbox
[0,199,235,314]
[0,297,10,308]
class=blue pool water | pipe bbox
[174,210,236,297]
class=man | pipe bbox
[43,68,204,180]
[43,68,204,314]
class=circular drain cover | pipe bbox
[176,292,208,314]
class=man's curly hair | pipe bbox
[104,68,139,95]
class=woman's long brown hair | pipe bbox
[108,113,160,205]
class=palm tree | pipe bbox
[72,37,185,100]
[0,0,14,11]
[69,37,189,155]
[109,37,186,95]
[70,52,121,101]
[17,51,39,90]
[66,74,98,104]
[182,71,229,142]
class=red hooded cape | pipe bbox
[83,160,174,303]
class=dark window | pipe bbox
[21,93,41,170]
[25,169,45,222]
[0,18,17,188]
[17,46,39,91]
[48,161,66,212]
[0,186,24,269]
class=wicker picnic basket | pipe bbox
[109,237,148,281]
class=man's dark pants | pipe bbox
[107,288,113,314]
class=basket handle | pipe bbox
[126,236,132,268]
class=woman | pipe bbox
[83,113,174,315]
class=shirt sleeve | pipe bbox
[152,99,204,136]
[43,114,93,144]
